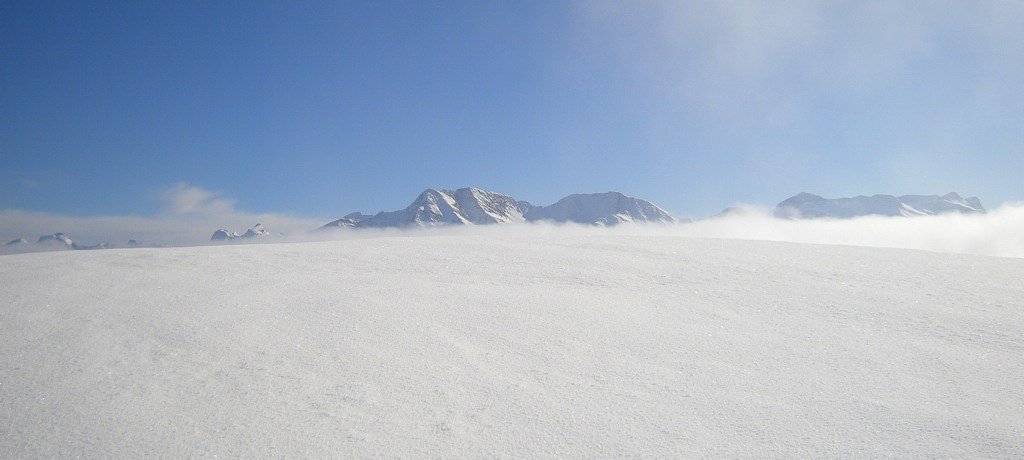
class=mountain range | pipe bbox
[210,223,272,241]
[774,192,986,219]
[320,187,677,230]
[4,233,121,252]
[1,189,990,253]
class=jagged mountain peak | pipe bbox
[211,224,272,241]
[319,187,675,230]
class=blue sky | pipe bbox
[2,1,1022,226]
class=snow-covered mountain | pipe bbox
[211,229,240,241]
[210,224,271,241]
[37,232,74,249]
[320,187,674,230]
[774,192,985,219]
[319,217,360,230]
[241,223,270,238]
[525,192,676,225]
[321,187,535,229]
[1,233,119,253]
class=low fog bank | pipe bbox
[4,203,1024,258]
[675,203,1024,258]
[276,203,1024,259]
[0,208,323,248]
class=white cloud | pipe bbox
[0,183,325,246]
[566,0,1024,207]
[161,182,237,215]
[572,1,1024,111]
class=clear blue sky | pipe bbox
[2,1,1022,221]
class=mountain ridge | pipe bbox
[774,192,985,219]
[320,187,674,230]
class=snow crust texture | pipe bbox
[775,192,986,218]
[1,235,1022,457]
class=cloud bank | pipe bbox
[3,183,1023,259]
[671,204,1024,259]
[276,204,1024,259]
[0,183,323,246]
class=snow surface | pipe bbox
[1,232,1022,456]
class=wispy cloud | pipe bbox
[160,182,237,215]
[560,1,1024,210]
[0,183,324,246]
[572,1,1024,120]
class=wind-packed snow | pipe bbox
[1,232,1022,456]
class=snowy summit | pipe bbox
[524,191,677,225]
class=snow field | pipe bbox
[1,234,1022,456]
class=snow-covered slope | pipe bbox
[3,233,1020,457]
[450,187,533,224]
[775,192,986,218]
[525,192,676,225]
[358,188,474,227]
[5,237,28,246]
[318,216,360,230]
